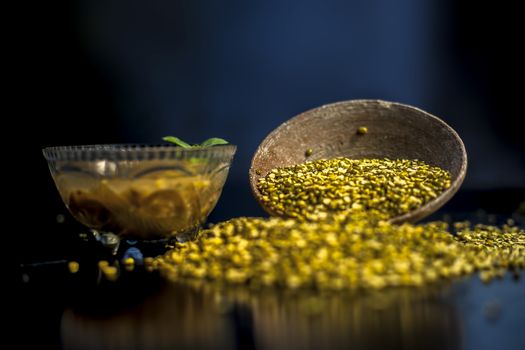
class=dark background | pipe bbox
[11,4,525,350]
[15,0,524,259]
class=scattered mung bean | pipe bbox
[357,126,368,135]
[68,261,79,274]
[155,217,524,290]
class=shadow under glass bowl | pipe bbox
[43,144,236,241]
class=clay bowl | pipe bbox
[249,100,467,224]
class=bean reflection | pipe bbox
[61,281,236,350]
[62,281,462,350]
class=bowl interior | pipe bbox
[250,100,467,222]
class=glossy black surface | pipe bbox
[16,190,525,350]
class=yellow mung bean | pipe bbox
[155,217,524,291]
[257,158,451,221]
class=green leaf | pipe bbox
[200,138,229,147]
[163,136,229,148]
[163,136,192,148]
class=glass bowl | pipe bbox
[43,144,236,241]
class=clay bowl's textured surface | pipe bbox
[250,100,467,223]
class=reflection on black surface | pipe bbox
[61,279,236,350]
[18,194,524,350]
[61,280,462,350]
[227,285,461,350]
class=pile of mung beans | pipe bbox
[155,216,524,290]
[257,158,451,221]
[154,157,524,290]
